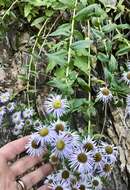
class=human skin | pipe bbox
[0,136,53,190]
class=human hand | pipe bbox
[0,136,53,190]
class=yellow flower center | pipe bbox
[31,140,40,149]
[17,121,21,125]
[2,96,7,101]
[26,120,31,125]
[127,72,130,80]
[53,100,62,109]
[103,163,112,173]
[56,140,65,150]
[50,155,59,163]
[55,123,64,133]
[55,186,63,190]
[39,128,49,137]
[62,170,70,179]
[84,143,94,152]
[77,153,87,163]
[105,146,113,154]
[14,114,18,118]
[79,185,86,190]
[92,179,99,187]
[35,122,40,127]
[7,104,11,108]
[94,153,102,162]
[101,88,110,96]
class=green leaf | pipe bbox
[112,33,123,41]
[117,24,130,30]
[69,98,88,112]
[91,78,105,84]
[102,23,117,33]
[46,62,57,73]
[77,77,91,92]
[24,4,32,17]
[102,23,130,33]
[114,12,122,21]
[104,68,114,82]
[116,46,130,56]
[68,70,78,84]
[59,0,75,8]
[97,53,109,63]
[55,67,65,78]
[111,81,130,96]
[31,17,44,27]
[49,23,70,37]
[74,56,89,74]
[109,54,117,72]
[76,4,107,21]
[48,78,74,95]
[91,28,104,39]
[46,50,66,73]
[45,10,54,17]
[72,39,93,50]
[27,0,46,6]
[99,0,117,7]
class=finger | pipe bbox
[21,163,53,189]
[0,156,10,174]
[0,136,29,161]
[11,156,43,176]
[38,185,51,190]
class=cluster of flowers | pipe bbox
[0,91,36,136]
[122,65,130,86]
[12,107,34,135]
[0,91,16,126]
[96,62,130,104]
[121,63,130,119]
[25,94,118,190]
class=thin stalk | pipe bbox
[116,28,130,47]
[98,19,109,83]
[34,19,49,96]
[98,18,109,56]
[109,19,130,47]
[101,103,107,135]
[38,14,61,56]
[88,20,91,135]
[66,0,78,78]
[27,19,48,103]
[2,0,19,20]
[34,15,61,97]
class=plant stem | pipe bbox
[98,18,109,56]
[38,14,61,56]
[101,103,107,135]
[109,19,130,47]
[88,20,91,135]
[27,19,48,103]
[34,15,61,98]
[34,19,49,97]
[66,0,78,78]
[2,0,19,20]
[98,19,109,83]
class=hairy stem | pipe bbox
[2,0,19,20]
[98,18,109,56]
[101,103,107,135]
[88,20,91,135]
[27,20,48,103]
[66,0,78,78]
[34,15,61,98]
[38,14,61,56]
